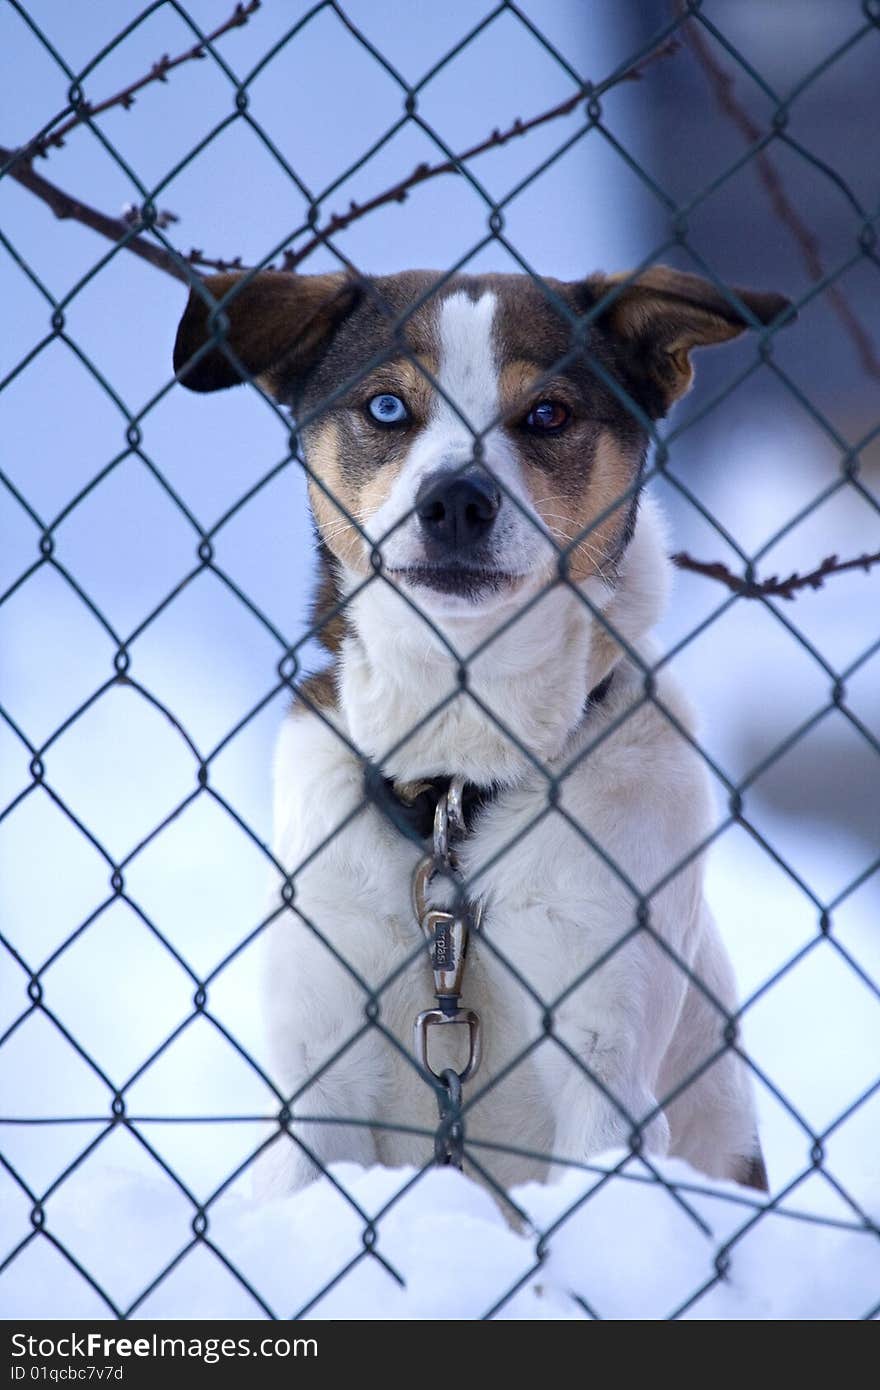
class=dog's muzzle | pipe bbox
[415,467,501,555]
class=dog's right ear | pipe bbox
[582,266,794,417]
[173,270,360,395]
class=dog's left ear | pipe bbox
[173,269,360,395]
[584,266,794,417]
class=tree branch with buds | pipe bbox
[1,26,679,280]
[671,548,880,599]
[672,0,880,384]
[23,2,261,161]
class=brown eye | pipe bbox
[525,400,570,434]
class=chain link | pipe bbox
[411,776,484,1165]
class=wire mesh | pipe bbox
[1,0,879,1321]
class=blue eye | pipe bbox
[367,393,409,426]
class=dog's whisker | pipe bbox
[320,509,374,543]
[536,518,609,567]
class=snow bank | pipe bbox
[2,1152,877,1320]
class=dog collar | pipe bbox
[372,774,494,844]
[365,668,615,845]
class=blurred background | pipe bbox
[1,0,878,1313]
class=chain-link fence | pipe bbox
[1,0,879,1320]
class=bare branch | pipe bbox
[282,37,681,271]
[0,33,680,283]
[672,0,880,383]
[671,548,880,599]
[184,250,246,274]
[24,1,261,160]
[121,202,179,230]
[0,142,189,282]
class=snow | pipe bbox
[2,1150,878,1320]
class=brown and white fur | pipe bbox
[174,265,791,1197]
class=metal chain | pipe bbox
[411,775,484,1167]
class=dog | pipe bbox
[173,263,791,1198]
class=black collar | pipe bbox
[366,773,492,844]
[363,669,615,846]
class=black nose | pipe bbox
[415,469,501,551]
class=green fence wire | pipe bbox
[1,0,879,1321]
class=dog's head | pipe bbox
[174,266,790,619]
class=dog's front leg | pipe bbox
[548,1036,671,1173]
[255,914,395,1197]
[539,965,675,1170]
[259,718,408,1196]
[253,1002,393,1197]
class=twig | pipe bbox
[0,142,189,282]
[184,250,247,274]
[671,549,880,599]
[24,1,261,160]
[281,35,681,271]
[672,0,880,382]
[121,202,178,230]
[0,33,680,282]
